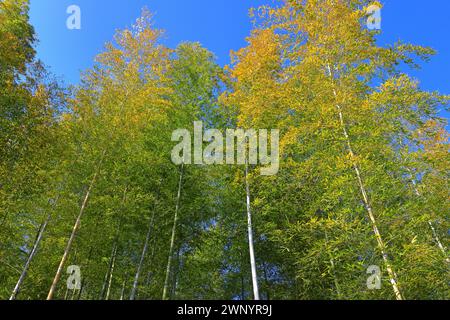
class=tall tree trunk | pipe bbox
[245,162,260,301]
[163,164,184,300]
[46,162,102,300]
[428,222,449,262]
[100,242,118,299]
[120,276,128,301]
[408,171,449,262]
[10,212,51,300]
[130,210,156,300]
[105,245,118,300]
[327,64,404,300]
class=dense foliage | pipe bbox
[0,0,448,300]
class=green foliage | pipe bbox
[0,1,448,301]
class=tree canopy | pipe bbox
[0,1,448,301]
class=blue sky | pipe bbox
[30,0,450,120]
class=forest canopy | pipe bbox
[0,0,448,301]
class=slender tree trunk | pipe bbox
[105,245,117,300]
[245,162,260,301]
[130,210,156,300]
[120,274,128,301]
[10,212,51,300]
[163,164,184,300]
[428,222,449,262]
[46,162,102,300]
[327,64,404,300]
[100,242,118,299]
[407,171,449,262]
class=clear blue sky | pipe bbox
[30,0,450,120]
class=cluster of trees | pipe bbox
[0,0,448,300]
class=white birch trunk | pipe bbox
[245,162,260,301]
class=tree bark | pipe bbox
[46,161,102,300]
[105,244,117,300]
[120,276,128,301]
[327,64,404,300]
[163,163,184,300]
[100,242,118,299]
[10,212,51,300]
[245,162,260,301]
